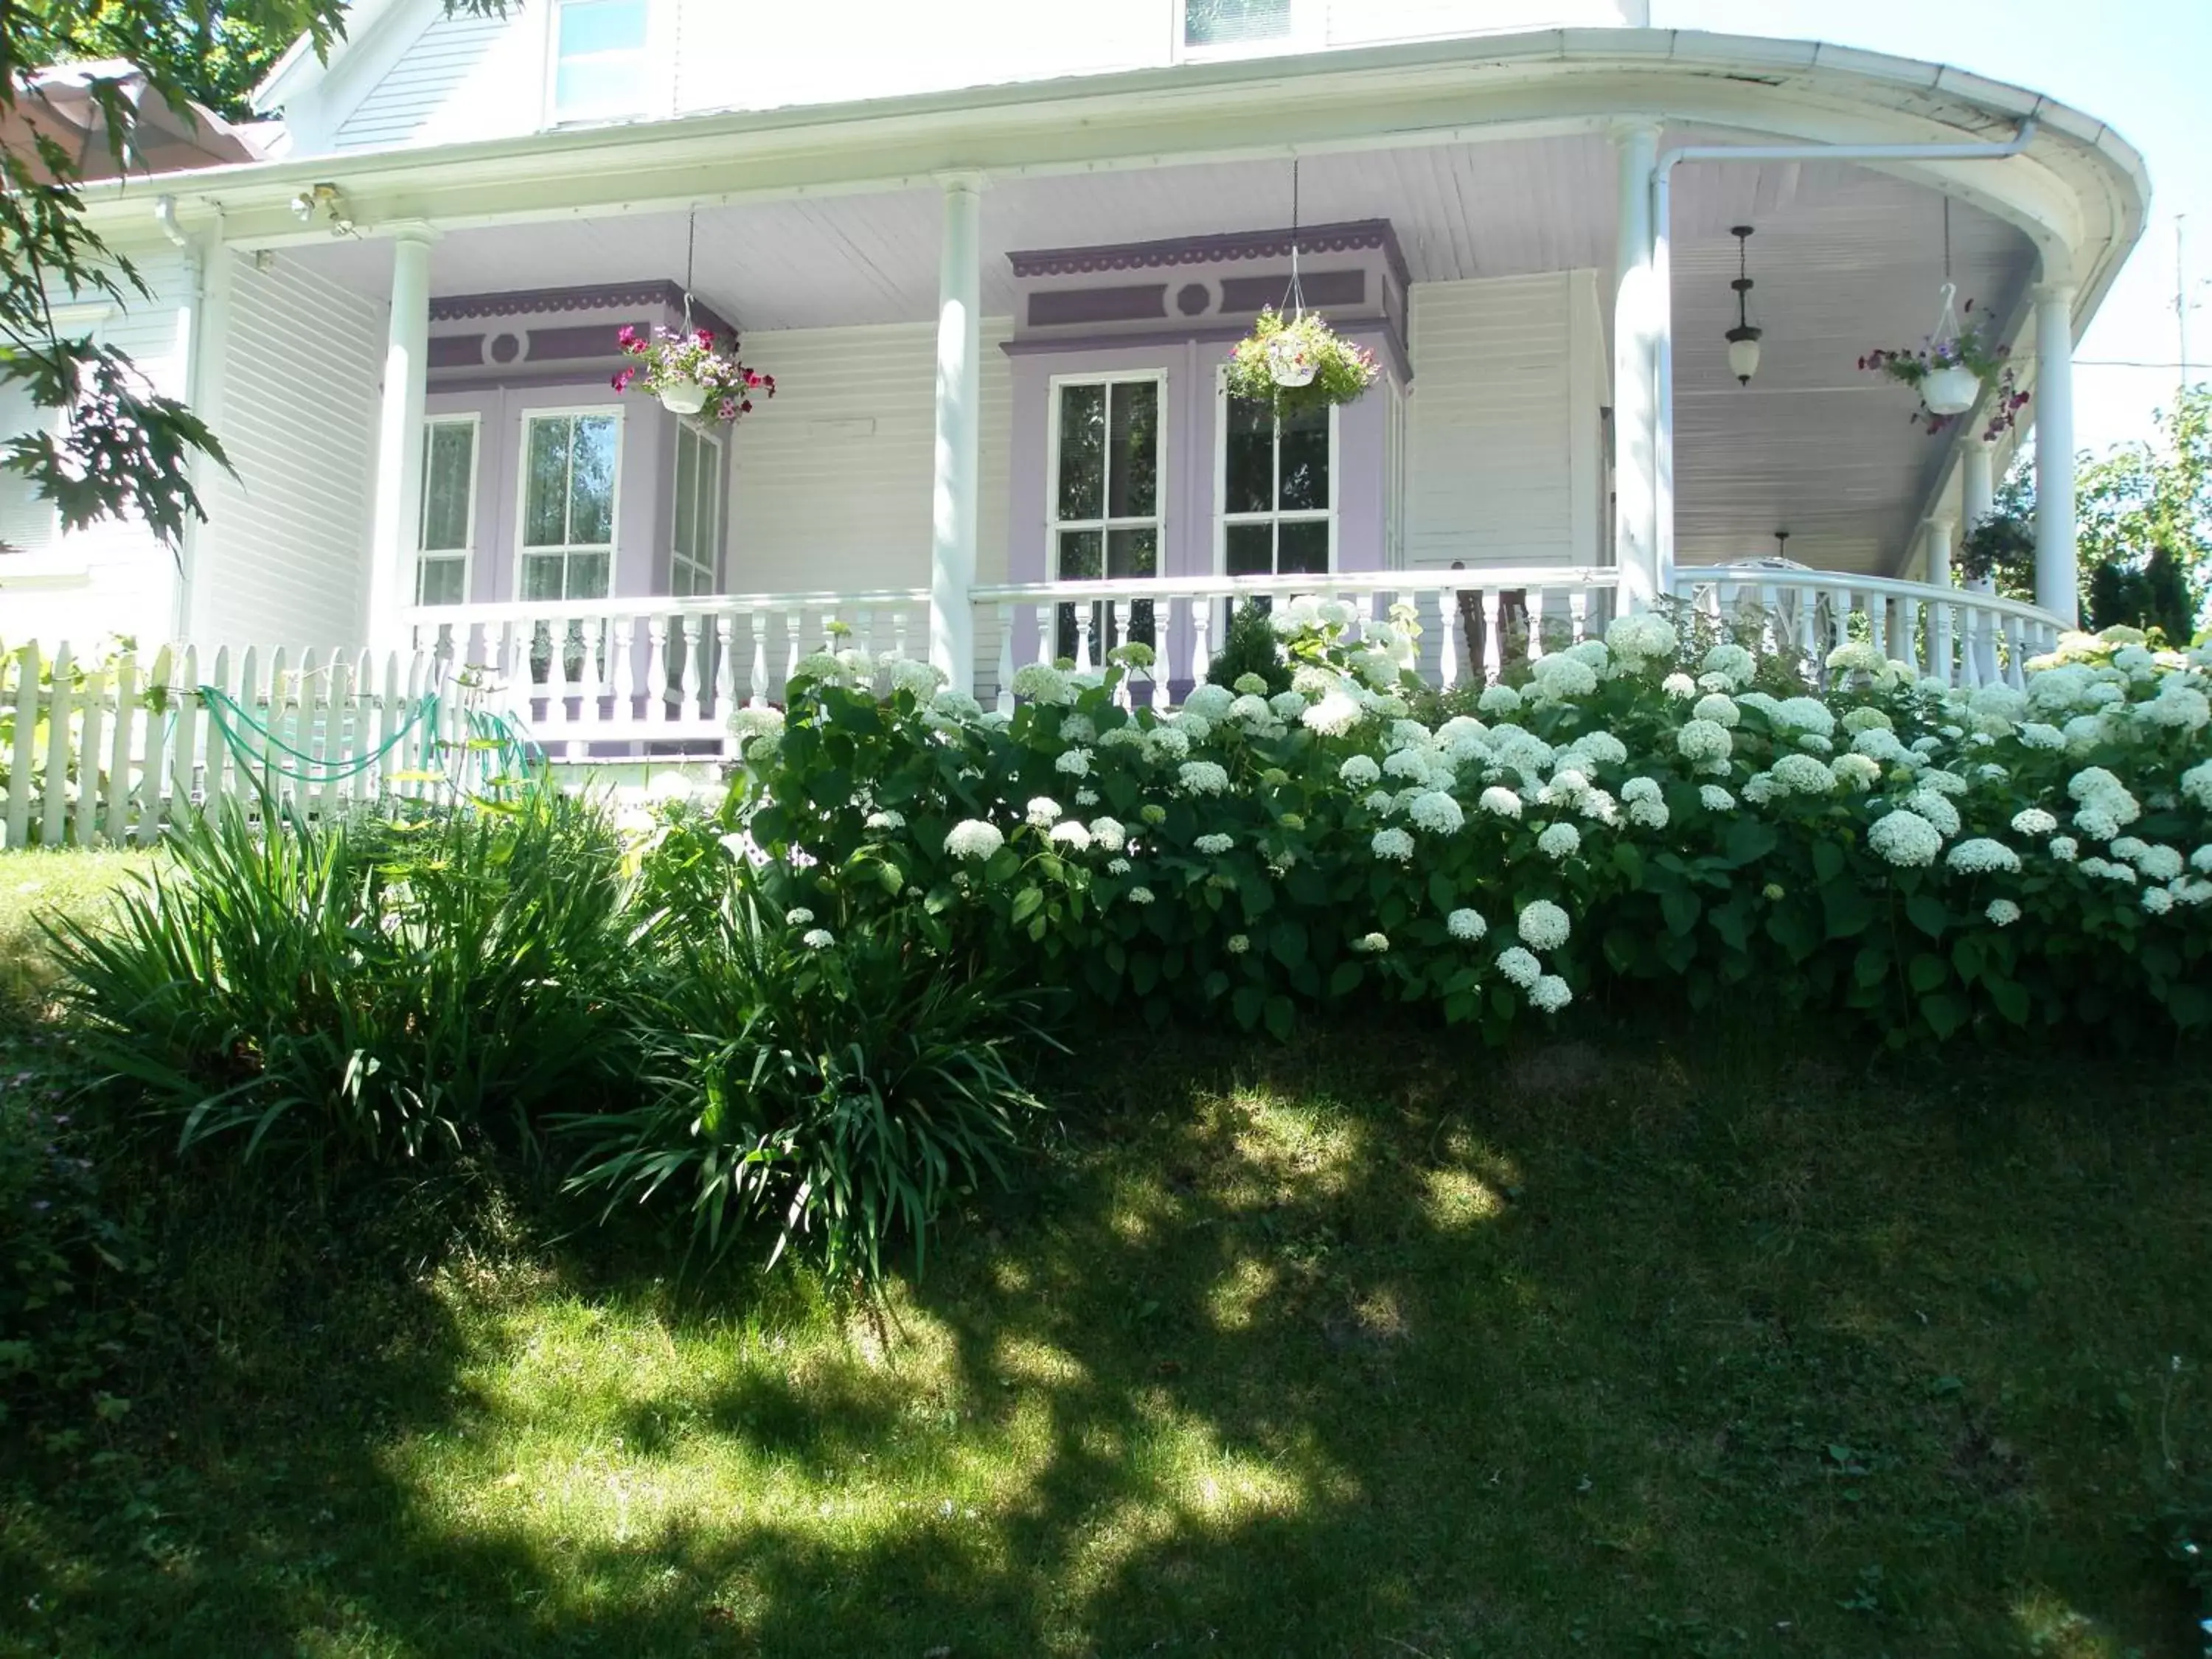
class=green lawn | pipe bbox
[4,1014,2211,1656]
[0,846,156,1013]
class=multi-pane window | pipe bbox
[1220,391,1334,579]
[1183,0,1295,49]
[550,0,653,122]
[669,422,721,597]
[1050,376,1163,661]
[519,411,619,601]
[415,417,477,606]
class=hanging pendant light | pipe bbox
[1725,225,1763,386]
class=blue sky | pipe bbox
[1654,0,2211,456]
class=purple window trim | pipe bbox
[430,280,735,340]
[1026,284,1171,327]
[1000,319,1411,395]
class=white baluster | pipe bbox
[1034,602,1054,674]
[1568,588,1590,646]
[891,605,910,666]
[680,614,705,724]
[1189,595,1213,693]
[1438,588,1461,693]
[1073,602,1094,674]
[643,616,668,727]
[1110,599,1133,708]
[784,606,804,697]
[995,605,1016,715]
[712,613,737,720]
[1480,591,1502,684]
[746,609,768,706]
[607,613,635,727]
[1901,599,1921,681]
[1524,589,1547,664]
[2004,617,2025,689]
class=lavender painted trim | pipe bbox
[1027,285,1169,327]
[430,281,735,339]
[1009,220,1411,292]
[428,334,485,370]
[1218,269,1365,314]
[999,320,1411,392]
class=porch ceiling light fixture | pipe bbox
[288,182,352,235]
[1725,226,1762,386]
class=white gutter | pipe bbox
[1649,120,2042,588]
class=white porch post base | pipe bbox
[1611,122,1661,611]
[928,175,984,693]
[1925,517,1955,677]
[367,227,436,658]
[2033,282,2079,627]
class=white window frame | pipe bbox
[512,404,624,602]
[669,420,723,597]
[1175,0,1317,60]
[1213,365,1339,579]
[543,0,667,127]
[1046,370,1169,584]
[415,413,480,607]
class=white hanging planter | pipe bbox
[1922,364,1982,417]
[1265,331,1318,389]
[658,378,709,417]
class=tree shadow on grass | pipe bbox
[6,1029,2212,1657]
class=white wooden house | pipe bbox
[0,0,2151,757]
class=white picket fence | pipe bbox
[1,641,452,849]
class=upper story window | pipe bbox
[1181,0,1301,52]
[549,0,654,124]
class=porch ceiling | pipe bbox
[288,128,2036,579]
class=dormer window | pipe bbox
[550,0,653,123]
[1182,0,1299,52]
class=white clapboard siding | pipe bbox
[333,7,513,150]
[726,319,1012,596]
[197,254,383,655]
[0,640,448,848]
[1403,274,1576,571]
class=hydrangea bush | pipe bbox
[713,606,2212,1048]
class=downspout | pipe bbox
[1649,119,2041,593]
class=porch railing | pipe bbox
[1669,566,2068,691]
[971,566,1623,713]
[403,589,932,751]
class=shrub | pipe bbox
[558,863,1052,1283]
[52,792,638,1169]
[1206,598,1293,698]
[729,601,2212,1048]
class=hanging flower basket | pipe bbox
[1858,295,2027,441]
[1225,308,1380,420]
[613,325,775,425]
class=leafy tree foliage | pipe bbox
[0,4,497,553]
[2076,386,2212,641]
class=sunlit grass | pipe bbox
[0,845,153,1012]
[5,1023,2212,1655]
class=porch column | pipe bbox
[2033,282,2079,625]
[1611,122,1661,611]
[929,175,984,693]
[1959,437,1997,681]
[366,226,436,656]
[1926,516,1955,680]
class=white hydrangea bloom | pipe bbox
[1447,908,1488,942]
[1797,733,1834,755]
[1627,796,1669,830]
[1829,753,1881,791]
[1366,790,1398,814]
[1529,974,1573,1014]
[1384,748,1436,785]
[1088,816,1127,853]
[2143,886,2177,915]
[1269,690,1309,720]
[1354,931,1391,953]
[1226,933,1251,954]
[1496,946,1543,989]
[1677,719,1734,762]
[2111,835,2151,863]
[1178,760,1230,796]
[730,705,786,742]
[1770,754,1836,796]
[800,928,835,950]
[1107,857,1131,875]
[865,809,906,832]
[1774,698,1837,739]
[945,820,1005,862]
[1060,712,1097,744]
[1868,809,1943,868]
[1303,691,1366,738]
[2149,686,2212,731]
[1537,822,1582,861]
[2174,877,2212,906]
[1902,790,1961,838]
[1541,767,1591,805]
[1128,886,1156,905]
[1742,771,1776,805]
[1024,797,1062,829]
[1986,898,2022,928]
[1528,655,1599,699]
[1849,728,1909,765]
[1372,827,1416,862]
[2182,759,2212,811]
[1606,612,1678,663]
[1946,838,2022,875]
[1826,641,1885,676]
[1147,724,1192,762]
[1194,832,1234,855]
[1478,683,1524,717]
[1339,754,1382,787]
[1050,821,1093,853]
[2048,835,2079,862]
[1840,706,1893,734]
[1012,661,1075,705]
[1663,672,1698,700]
[1409,791,1466,835]
[2135,845,2186,882]
[1229,693,1273,726]
[1702,643,1755,684]
[1916,769,1969,798]
[2075,805,2121,841]
[1175,713,1214,745]
[1579,789,1621,828]
[785,907,816,926]
[2068,766,2141,826]
[1290,664,1340,700]
[1479,786,1523,821]
[1233,672,1271,697]
[2078,857,2138,884]
[1691,692,1741,728]
[1054,747,1093,777]
[2010,807,2058,836]
[1182,684,1236,722]
[1516,900,1571,950]
[1621,776,1663,805]
[2193,844,2212,874]
[1566,639,1611,669]
[1700,785,1737,813]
